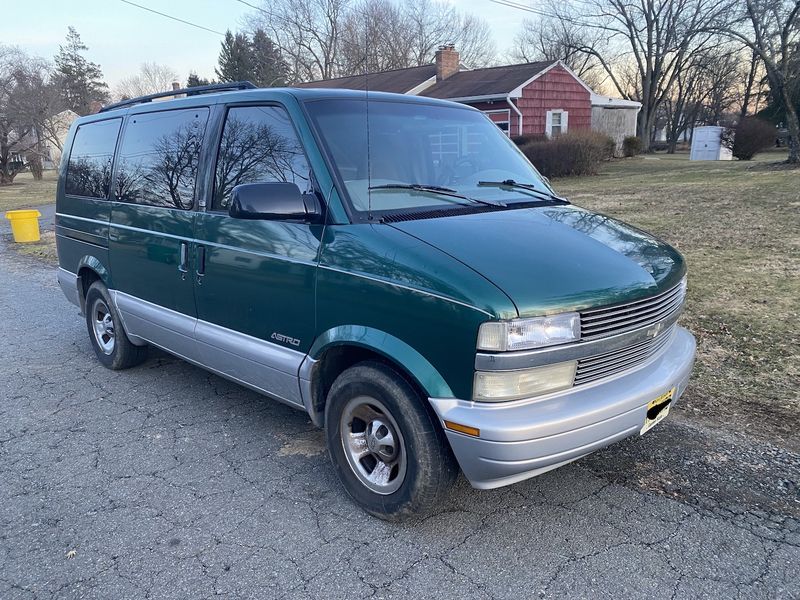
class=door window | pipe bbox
[115,108,210,209]
[65,118,122,199]
[212,106,312,211]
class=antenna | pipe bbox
[365,20,372,220]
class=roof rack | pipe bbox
[99,81,258,113]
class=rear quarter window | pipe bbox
[65,118,122,199]
[115,108,210,210]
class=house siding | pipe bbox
[516,66,591,135]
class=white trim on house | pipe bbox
[405,76,437,95]
[507,98,523,136]
[550,61,597,96]
[546,109,568,137]
[508,61,560,98]
[439,93,509,103]
[507,60,596,99]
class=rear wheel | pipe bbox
[325,361,458,521]
[85,282,147,370]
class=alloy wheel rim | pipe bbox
[91,299,116,355]
[340,395,407,495]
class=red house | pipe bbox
[296,45,640,146]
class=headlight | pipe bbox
[477,312,580,352]
[473,361,576,402]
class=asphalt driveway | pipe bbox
[1,246,798,599]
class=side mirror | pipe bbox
[228,182,321,221]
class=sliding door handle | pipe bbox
[196,245,206,283]
[178,241,189,273]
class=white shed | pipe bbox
[690,126,732,161]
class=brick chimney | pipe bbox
[435,44,459,82]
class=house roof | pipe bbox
[590,93,642,109]
[420,61,555,100]
[294,64,437,94]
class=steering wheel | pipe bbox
[444,156,481,185]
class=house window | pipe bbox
[546,110,569,137]
[482,109,511,137]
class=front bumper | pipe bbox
[428,326,696,489]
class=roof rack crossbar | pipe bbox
[100,81,258,113]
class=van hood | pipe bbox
[388,205,685,317]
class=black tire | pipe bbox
[324,361,458,521]
[84,281,148,370]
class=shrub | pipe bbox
[511,133,548,146]
[622,136,642,157]
[519,130,614,178]
[598,133,617,160]
[732,118,775,160]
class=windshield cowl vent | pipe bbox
[380,204,504,223]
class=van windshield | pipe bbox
[304,99,553,217]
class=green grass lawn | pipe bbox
[556,149,799,449]
[0,170,58,213]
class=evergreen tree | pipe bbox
[215,31,253,83]
[251,29,289,87]
[54,27,109,115]
[187,72,213,88]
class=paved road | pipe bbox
[1,246,798,599]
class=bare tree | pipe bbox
[546,0,730,151]
[247,0,496,82]
[661,46,741,152]
[116,62,179,100]
[509,17,605,89]
[339,0,414,74]
[712,0,800,162]
[247,0,350,82]
[0,46,47,184]
[403,0,496,67]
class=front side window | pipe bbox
[305,99,551,217]
[212,106,312,211]
[65,118,122,199]
[115,108,210,209]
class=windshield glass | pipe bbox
[304,99,553,216]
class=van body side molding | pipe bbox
[111,290,307,409]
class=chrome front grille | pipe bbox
[580,280,686,340]
[574,324,674,386]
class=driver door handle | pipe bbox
[178,242,189,273]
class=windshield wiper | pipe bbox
[369,183,505,208]
[477,179,568,203]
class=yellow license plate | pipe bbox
[640,388,675,435]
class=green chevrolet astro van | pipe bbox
[56,82,695,519]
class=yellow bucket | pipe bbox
[5,209,42,243]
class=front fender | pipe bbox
[308,325,454,399]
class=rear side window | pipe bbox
[65,118,122,199]
[212,106,311,211]
[115,108,210,210]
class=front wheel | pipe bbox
[325,361,458,521]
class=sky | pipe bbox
[2,0,527,89]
